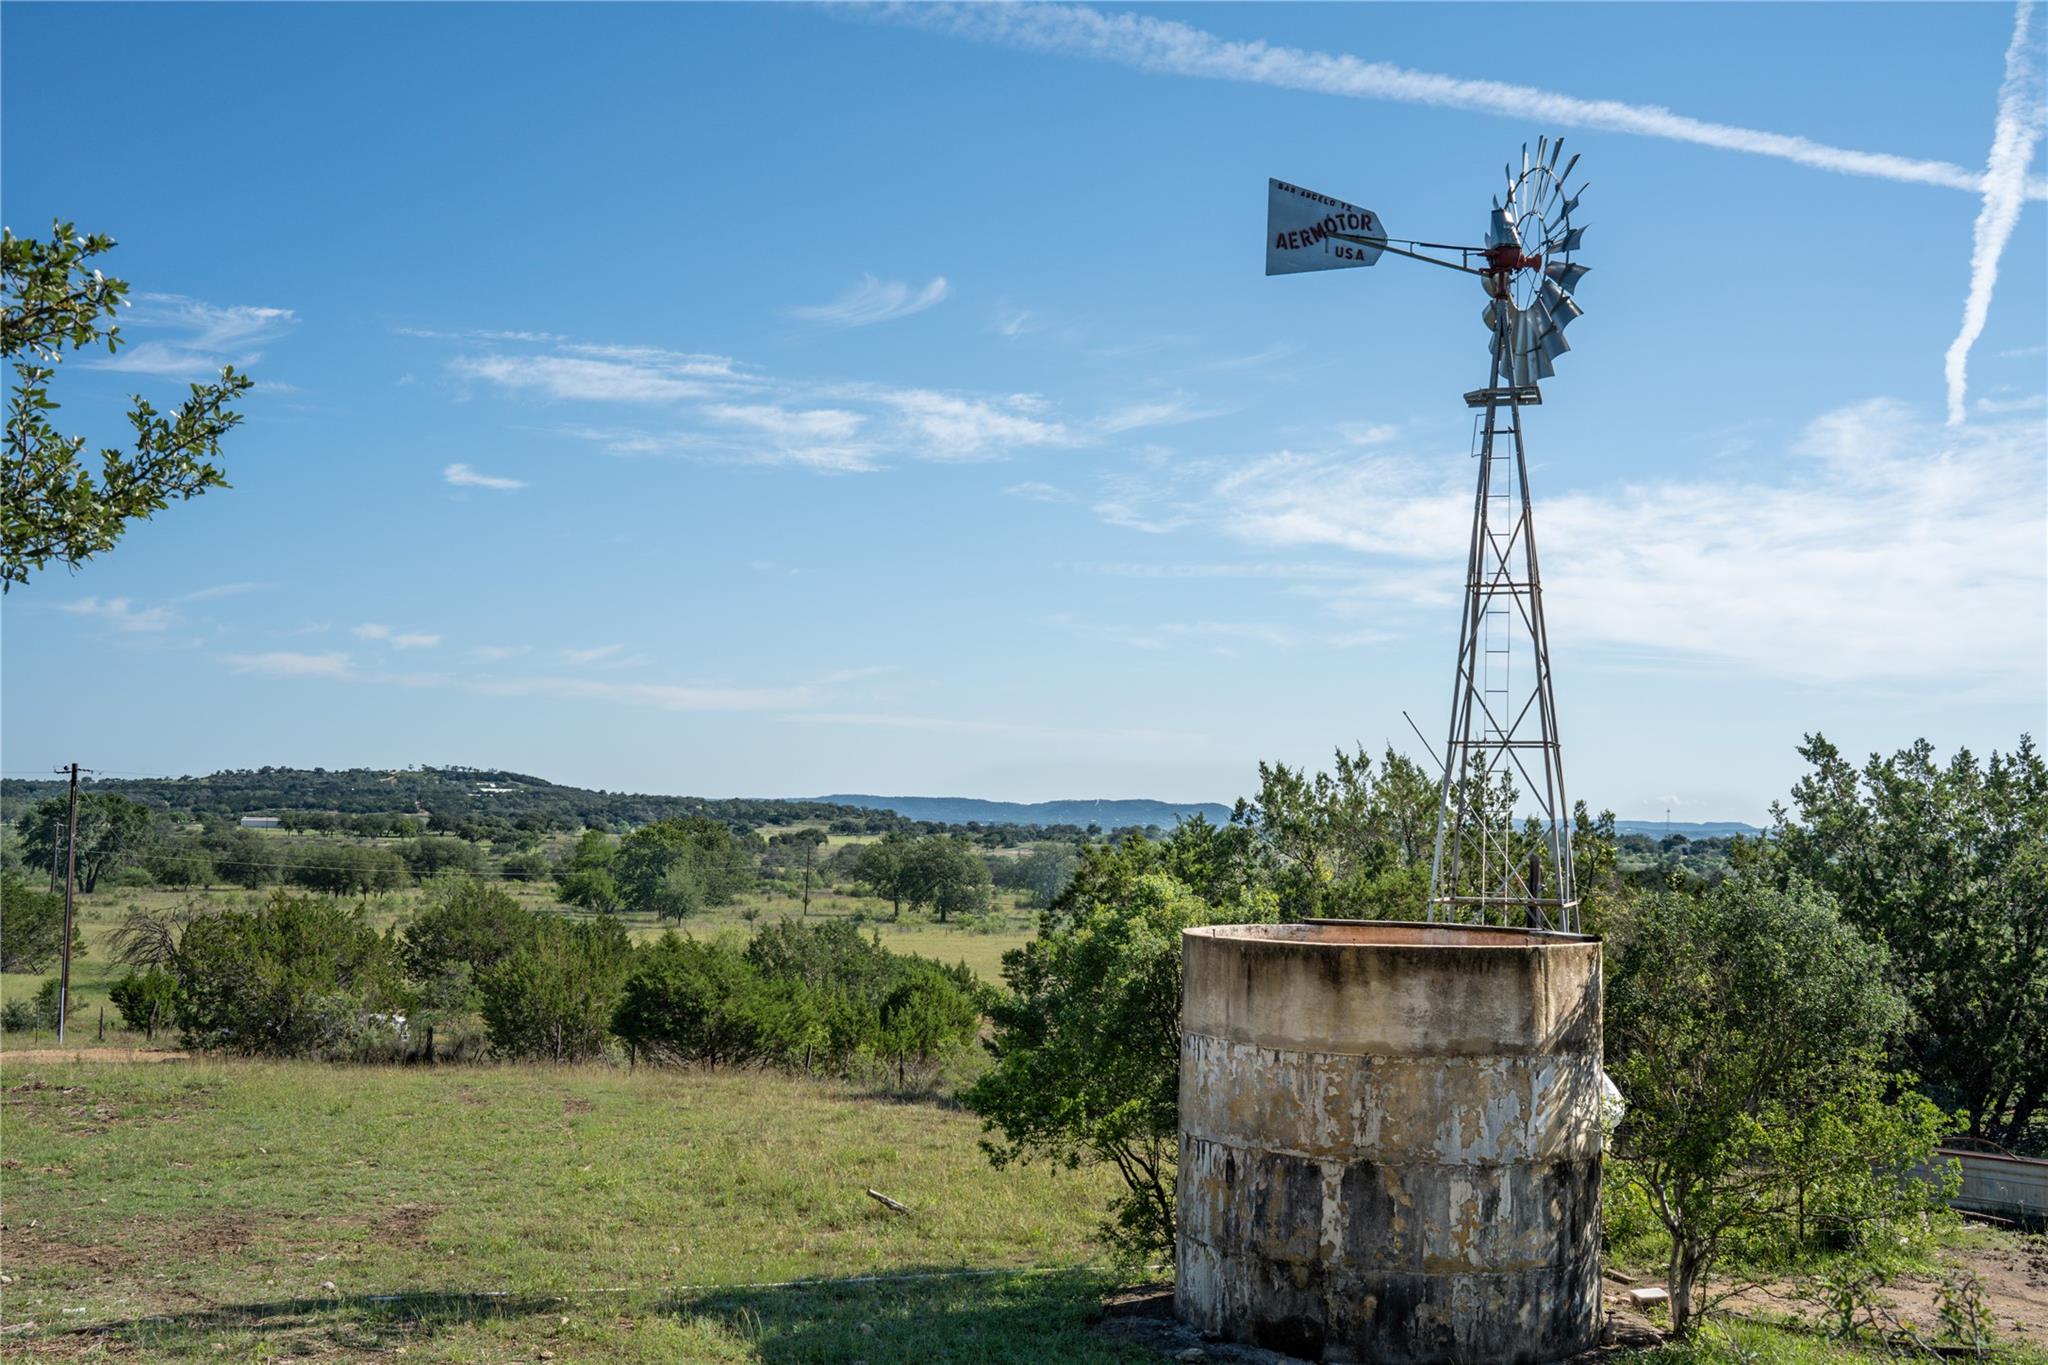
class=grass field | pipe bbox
[4,1056,2044,1362]
[0,1057,1134,1362]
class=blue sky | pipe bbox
[3,2,2043,819]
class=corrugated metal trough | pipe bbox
[1177,921,1604,1364]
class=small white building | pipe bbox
[239,816,281,829]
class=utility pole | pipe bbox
[57,763,82,1045]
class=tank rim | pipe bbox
[1186,919,1600,948]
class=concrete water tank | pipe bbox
[1177,922,1603,1364]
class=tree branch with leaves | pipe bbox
[2,220,252,588]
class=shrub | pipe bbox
[612,934,768,1069]
[877,961,980,1086]
[109,968,180,1039]
[171,889,405,1055]
[477,915,631,1062]
[1,978,83,1034]
[0,871,81,972]
[402,877,536,1010]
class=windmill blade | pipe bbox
[1558,190,1582,219]
[1549,224,1586,253]
[1522,143,1530,178]
[1548,136,1564,170]
[1540,281,1586,328]
[1559,152,1581,185]
[1539,326,1572,362]
[1536,135,1548,169]
[1546,260,1590,294]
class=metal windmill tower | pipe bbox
[1265,137,1590,932]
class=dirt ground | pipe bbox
[1094,1237,2048,1361]
[1721,1232,2048,1345]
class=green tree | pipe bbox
[400,835,483,882]
[991,846,1080,909]
[966,852,1277,1263]
[477,915,631,1062]
[402,877,536,1009]
[906,836,993,924]
[1230,745,1436,920]
[171,890,404,1055]
[0,870,82,972]
[1606,873,1948,1336]
[2,221,252,588]
[877,961,979,1087]
[852,834,913,916]
[1771,734,2048,1148]
[614,818,755,917]
[611,933,767,1069]
[109,968,179,1040]
[19,792,154,893]
[287,841,407,897]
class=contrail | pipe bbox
[872,2,2048,201]
[1946,2,2046,426]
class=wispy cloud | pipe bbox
[1005,481,1071,502]
[791,274,951,327]
[1090,400,2046,689]
[701,404,876,471]
[226,650,351,679]
[59,596,173,632]
[470,676,816,712]
[352,623,440,649]
[444,462,529,490]
[471,644,531,662]
[438,330,1178,470]
[449,347,743,403]
[558,644,627,666]
[88,293,297,378]
[872,2,2048,200]
[1944,1,2046,425]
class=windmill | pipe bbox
[1265,137,1590,933]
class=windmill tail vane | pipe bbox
[1263,135,1591,933]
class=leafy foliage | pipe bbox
[614,817,756,920]
[17,792,154,893]
[477,915,632,1062]
[1606,873,1951,1336]
[2,221,251,588]
[612,921,981,1081]
[402,877,537,1010]
[0,870,81,972]
[108,967,179,1039]
[170,890,404,1056]
[1769,733,2048,1150]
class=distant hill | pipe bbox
[0,766,905,835]
[1612,819,1763,839]
[818,794,1233,830]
